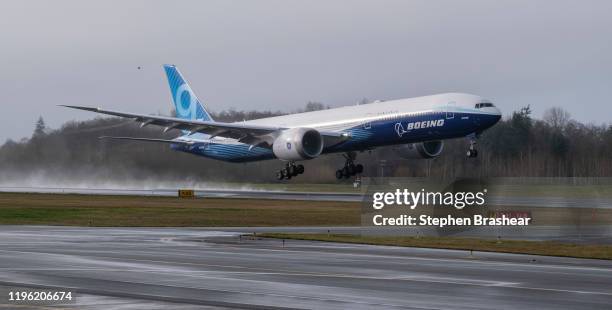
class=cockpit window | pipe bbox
[475,102,494,108]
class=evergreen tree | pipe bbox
[33,116,46,138]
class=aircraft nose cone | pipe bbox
[493,107,502,122]
[493,114,501,125]
[493,106,501,117]
[485,103,501,120]
[489,109,502,127]
[478,106,501,128]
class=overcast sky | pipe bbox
[1,0,611,142]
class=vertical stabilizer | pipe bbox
[163,64,214,122]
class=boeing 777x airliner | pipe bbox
[63,65,501,180]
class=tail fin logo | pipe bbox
[163,64,214,122]
[175,83,197,120]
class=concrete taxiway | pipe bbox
[0,226,610,309]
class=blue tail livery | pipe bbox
[163,64,214,122]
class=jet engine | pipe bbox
[272,128,324,161]
[393,140,444,159]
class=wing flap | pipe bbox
[99,136,195,145]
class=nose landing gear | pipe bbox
[276,162,305,180]
[466,134,479,158]
[336,153,364,180]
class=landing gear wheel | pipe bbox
[342,167,350,179]
[288,165,297,177]
[335,152,364,180]
[466,133,479,158]
[466,149,478,158]
[347,164,355,176]
[276,162,305,180]
[355,164,364,174]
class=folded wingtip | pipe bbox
[58,105,98,112]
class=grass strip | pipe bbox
[259,233,612,260]
[0,193,360,227]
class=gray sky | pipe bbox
[1,0,611,142]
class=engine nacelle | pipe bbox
[393,141,444,159]
[272,128,324,161]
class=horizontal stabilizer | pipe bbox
[99,136,194,145]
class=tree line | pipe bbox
[0,103,610,184]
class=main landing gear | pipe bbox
[276,162,305,180]
[466,134,479,158]
[336,153,364,180]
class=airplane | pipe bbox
[62,65,501,180]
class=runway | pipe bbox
[1,186,612,208]
[0,226,610,309]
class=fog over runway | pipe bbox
[1,186,612,209]
[0,226,610,309]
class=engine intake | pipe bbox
[393,141,444,159]
[272,128,324,161]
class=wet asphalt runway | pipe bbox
[0,226,610,309]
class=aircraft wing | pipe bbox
[62,105,350,148]
[99,136,195,145]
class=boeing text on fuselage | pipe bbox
[395,119,445,138]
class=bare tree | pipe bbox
[543,107,571,130]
